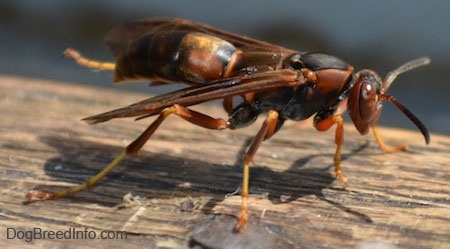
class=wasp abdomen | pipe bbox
[113,31,237,84]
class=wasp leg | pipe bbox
[315,114,347,188]
[235,110,280,233]
[126,104,229,155]
[26,104,229,202]
[370,125,407,153]
[26,152,127,201]
[63,48,115,71]
[223,91,256,117]
[222,97,235,116]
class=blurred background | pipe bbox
[1,0,449,135]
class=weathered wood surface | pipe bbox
[1,75,449,249]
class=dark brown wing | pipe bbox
[105,18,295,58]
[86,19,302,124]
[83,69,303,124]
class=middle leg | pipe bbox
[235,110,280,232]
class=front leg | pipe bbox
[314,112,347,188]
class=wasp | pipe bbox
[27,18,430,232]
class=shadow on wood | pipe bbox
[1,75,449,248]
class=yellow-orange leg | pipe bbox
[63,48,115,71]
[332,115,347,187]
[26,104,229,201]
[26,152,127,200]
[370,125,407,153]
[315,114,347,187]
[235,110,280,232]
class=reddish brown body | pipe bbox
[27,18,430,233]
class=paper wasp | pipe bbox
[26,18,430,232]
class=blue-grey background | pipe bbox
[1,0,449,135]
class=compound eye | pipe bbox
[361,83,373,99]
[358,82,380,121]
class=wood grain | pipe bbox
[1,75,449,248]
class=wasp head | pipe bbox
[347,58,430,144]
